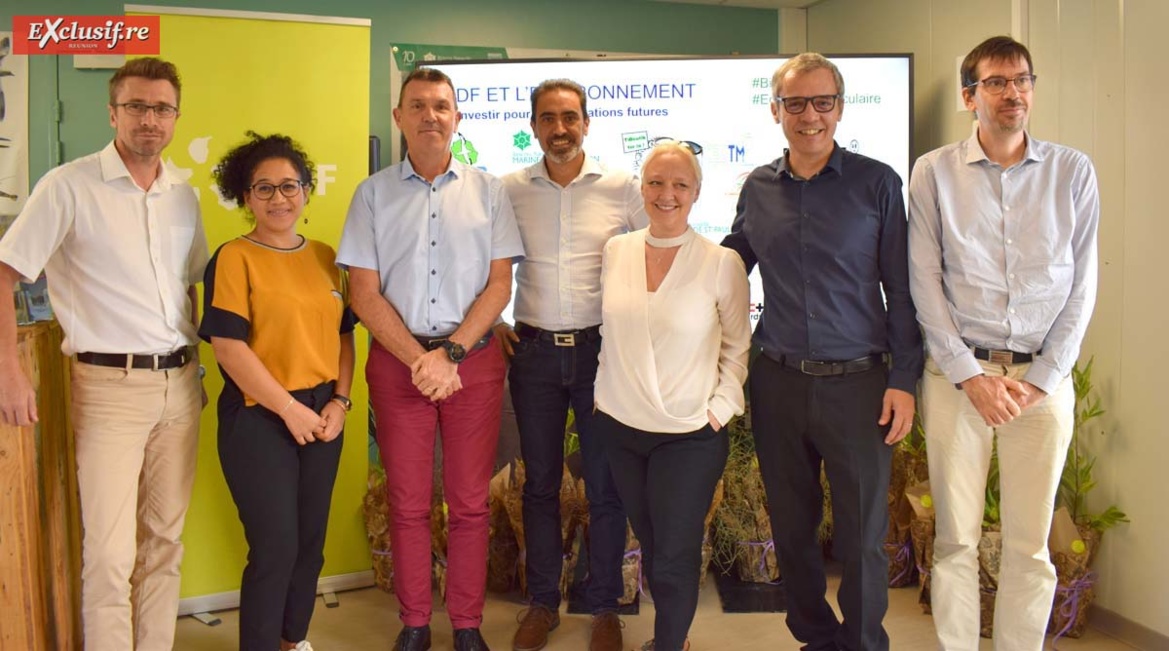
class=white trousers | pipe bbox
[922,357,1073,651]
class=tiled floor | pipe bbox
[173,573,1139,650]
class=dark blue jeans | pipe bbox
[508,329,626,612]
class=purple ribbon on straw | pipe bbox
[1051,571,1096,649]
[371,549,392,557]
[737,540,781,584]
[889,538,915,584]
[624,548,648,597]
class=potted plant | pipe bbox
[1047,357,1129,638]
[712,408,780,583]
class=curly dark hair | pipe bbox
[212,131,316,208]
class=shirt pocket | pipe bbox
[169,226,197,278]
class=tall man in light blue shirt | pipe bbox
[496,79,645,651]
[908,36,1099,651]
[338,67,524,651]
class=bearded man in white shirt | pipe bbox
[496,79,646,651]
[0,58,208,651]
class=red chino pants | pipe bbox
[367,339,505,629]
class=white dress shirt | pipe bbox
[595,228,751,433]
[502,156,646,331]
[908,131,1099,393]
[0,141,208,356]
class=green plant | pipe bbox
[564,408,580,457]
[983,444,1001,529]
[1057,358,1129,532]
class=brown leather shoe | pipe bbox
[589,612,624,651]
[511,605,559,651]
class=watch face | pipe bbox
[444,340,467,363]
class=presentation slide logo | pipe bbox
[13,16,160,55]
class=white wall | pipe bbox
[807,0,1169,638]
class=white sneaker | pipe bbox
[291,642,314,651]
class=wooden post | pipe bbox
[0,322,81,650]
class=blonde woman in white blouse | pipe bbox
[594,141,751,651]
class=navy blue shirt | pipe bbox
[721,144,923,393]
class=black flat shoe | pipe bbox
[393,624,431,651]
[454,627,491,651]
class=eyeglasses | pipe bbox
[965,74,1037,94]
[112,102,180,119]
[248,180,305,200]
[774,94,840,115]
[649,137,704,156]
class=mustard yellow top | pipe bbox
[199,236,355,406]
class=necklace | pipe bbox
[645,227,692,248]
[645,228,690,270]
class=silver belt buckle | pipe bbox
[988,349,1014,364]
[553,333,575,347]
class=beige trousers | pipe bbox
[71,359,201,651]
[922,357,1074,651]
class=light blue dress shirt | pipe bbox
[337,156,524,336]
[908,131,1100,394]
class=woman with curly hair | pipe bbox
[199,132,355,651]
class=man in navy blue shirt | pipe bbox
[722,53,923,651]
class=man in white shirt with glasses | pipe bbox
[0,58,208,651]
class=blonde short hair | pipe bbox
[641,140,703,187]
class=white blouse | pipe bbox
[595,227,751,433]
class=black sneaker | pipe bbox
[454,627,491,651]
[392,624,431,651]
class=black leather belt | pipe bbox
[76,346,194,371]
[780,353,885,377]
[972,346,1034,364]
[515,322,601,347]
[413,333,492,352]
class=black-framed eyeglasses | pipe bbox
[112,102,180,119]
[649,137,703,156]
[774,94,840,115]
[965,74,1037,95]
[248,180,305,200]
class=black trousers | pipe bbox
[598,411,728,651]
[218,381,344,651]
[750,355,893,651]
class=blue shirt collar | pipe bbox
[400,154,460,183]
[964,129,1045,166]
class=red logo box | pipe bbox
[13,16,160,55]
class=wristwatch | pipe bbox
[331,394,352,412]
[442,340,467,364]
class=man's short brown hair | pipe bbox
[108,57,182,106]
[960,36,1034,95]
[398,67,457,107]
